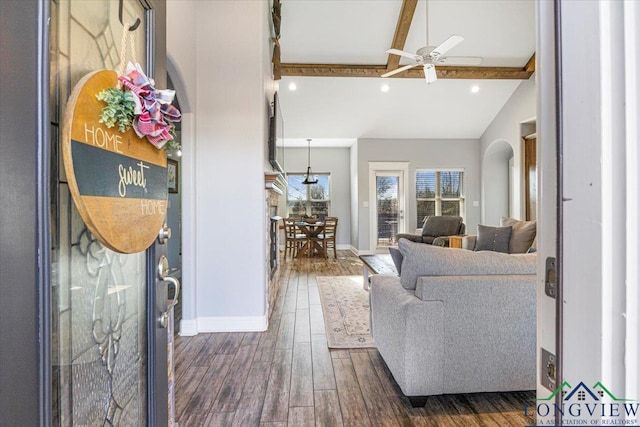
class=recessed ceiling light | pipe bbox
[288,82,297,91]
[471,85,480,93]
[381,84,390,93]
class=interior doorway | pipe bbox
[165,73,183,332]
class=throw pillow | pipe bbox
[527,236,538,253]
[388,247,403,275]
[475,225,512,253]
[397,239,536,290]
[500,217,537,254]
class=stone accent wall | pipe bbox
[265,173,286,318]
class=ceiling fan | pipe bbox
[382,35,482,84]
[382,1,482,84]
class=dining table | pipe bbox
[295,221,326,258]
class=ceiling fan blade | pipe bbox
[431,35,464,57]
[423,65,437,84]
[437,56,482,66]
[381,63,418,78]
[386,49,421,61]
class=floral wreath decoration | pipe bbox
[96,62,182,152]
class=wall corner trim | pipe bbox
[179,319,198,336]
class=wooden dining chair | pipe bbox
[283,217,305,258]
[321,217,338,258]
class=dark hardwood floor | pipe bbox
[174,251,536,426]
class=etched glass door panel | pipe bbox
[50,1,150,425]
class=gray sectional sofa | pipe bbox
[370,239,536,403]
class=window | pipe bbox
[415,170,465,228]
[287,174,331,217]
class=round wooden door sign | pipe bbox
[63,70,168,254]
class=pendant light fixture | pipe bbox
[302,138,318,185]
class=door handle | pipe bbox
[157,255,181,328]
[165,276,180,308]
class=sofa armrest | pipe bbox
[395,233,424,243]
[414,275,536,393]
[461,235,477,250]
[432,236,449,247]
[370,275,445,396]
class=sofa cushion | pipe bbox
[421,216,463,237]
[398,238,536,290]
[500,217,537,254]
[388,247,403,275]
[475,225,512,253]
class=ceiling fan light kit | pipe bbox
[423,64,437,84]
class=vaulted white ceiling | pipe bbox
[277,0,535,147]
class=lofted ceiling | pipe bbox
[275,0,536,147]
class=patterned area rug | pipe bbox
[316,276,375,349]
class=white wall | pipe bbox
[480,77,536,222]
[279,147,351,248]
[168,0,272,334]
[355,138,481,253]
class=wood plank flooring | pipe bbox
[174,251,536,426]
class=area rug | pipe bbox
[316,276,375,349]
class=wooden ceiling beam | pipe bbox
[387,0,418,71]
[271,0,282,80]
[524,53,536,73]
[281,63,534,80]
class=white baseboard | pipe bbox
[197,315,268,333]
[180,315,268,335]
[179,319,198,336]
[282,243,354,252]
[355,248,374,256]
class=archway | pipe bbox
[482,139,515,225]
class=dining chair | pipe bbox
[321,217,338,258]
[283,217,305,258]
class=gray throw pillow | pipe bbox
[500,217,537,253]
[475,225,512,253]
[388,247,403,275]
[397,239,536,290]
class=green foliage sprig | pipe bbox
[96,88,136,133]
[163,123,182,153]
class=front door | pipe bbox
[369,162,409,252]
[49,0,169,425]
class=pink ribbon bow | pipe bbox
[118,62,182,149]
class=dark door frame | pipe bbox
[0,0,169,425]
[0,0,51,425]
[144,1,169,425]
